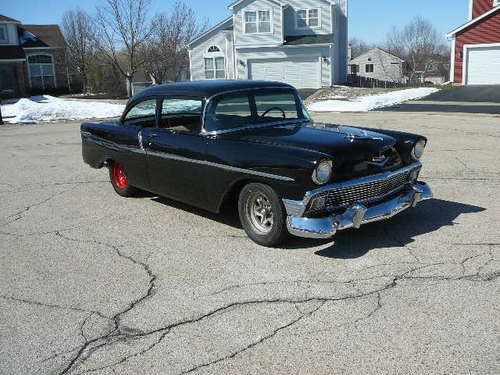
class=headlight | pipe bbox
[411,140,426,160]
[312,160,333,185]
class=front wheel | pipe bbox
[238,183,288,247]
[109,162,139,197]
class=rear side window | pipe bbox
[123,99,157,127]
[159,98,203,133]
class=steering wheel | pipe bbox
[261,107,286,119]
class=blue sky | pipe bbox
[2,0,469,44]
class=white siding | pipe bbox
[283,0,333,36]
[190,30,234,81]
[233,0,283,47]
[333,4,348,84]
[350,49,404,83]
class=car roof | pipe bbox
[133,80,296,101]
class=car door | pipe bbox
[96,97,158,190]
[143,97,208,207]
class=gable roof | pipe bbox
[228,0,335,9]
[0,14,21,23]
[228,0,285,10]
[350,48,404,63]
[447,5,500,36]
[20,24,66,48]
[187,17,233,49]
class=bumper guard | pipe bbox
[285,181,433,239]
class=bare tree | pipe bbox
[349,38,374,59]
[93,0,155,97]
[62,9,95,93]
[141,2,207,84]
[385,16,448,82]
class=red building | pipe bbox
[448,0,500,85]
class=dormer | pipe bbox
[470,0,500,19]
[0,15,21,45]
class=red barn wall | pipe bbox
[454,10,500,83]
[472,0,494,19]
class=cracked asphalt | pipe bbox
[1,110,499,374]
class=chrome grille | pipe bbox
[308,167,419,213]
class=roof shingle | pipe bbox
[0,14,21,23]
[20,24,67,48]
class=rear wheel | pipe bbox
[109,162,138,197]
[238,183,288,247]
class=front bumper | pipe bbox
[284,181,433,239]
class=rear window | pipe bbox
[204,89,306,132]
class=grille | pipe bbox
[309,168,417,213]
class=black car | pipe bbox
[81,80,432,247]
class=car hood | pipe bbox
[223,121,401,179]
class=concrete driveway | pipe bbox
[1,111,499,374]
[384,85,500,114]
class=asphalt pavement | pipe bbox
[0,110,499,374]
[383,85,500,114]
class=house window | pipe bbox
[205,57,225,79]
[296,9,320,29]
[244,10,271,34]
[204,45,225,79]
[0,25,7,43]
[350,64,359,74]
[366,64,374,73]
[28,54,56,90]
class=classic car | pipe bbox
[81,80,432,247]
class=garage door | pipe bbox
[249,57,321,89]
[465,45,500,85]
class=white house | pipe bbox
[188,0,349,89]
[349,48,405,83]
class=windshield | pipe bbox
[204,89,310,133]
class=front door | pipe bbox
[144,97,208,207]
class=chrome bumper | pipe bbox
[285,181,433,239]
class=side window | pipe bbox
[205,93,252,132]
[159,98,203,133]
[123,99,157,127]
[255,92,300,120]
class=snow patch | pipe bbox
[2,95,125,124]
[308,87,439,112]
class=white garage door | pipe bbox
[465,45,500,85]
[249,57,321,89]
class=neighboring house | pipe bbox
[419,59,450,85]
[188,0,349,89]
[447,0,500,85]
[348,48,404,83]
[0,14,69,97]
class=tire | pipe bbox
[238,183,288,247]
[109,162,139,197]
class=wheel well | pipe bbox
[218,179,254,213]
[101,157,115,168]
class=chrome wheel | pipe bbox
[246,191,274,234]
